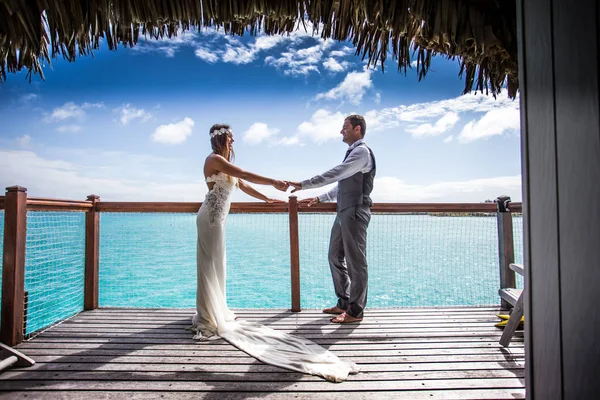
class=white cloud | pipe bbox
[292,108,392,144]
[277,137,302,146]
[444,135,454,143]
[117,104,152,126]
[179,23,349,77]
[323,57,349,73]
[265,40,334,76]
[15,135,32,148]
[363,109,397,133]
[314,69,373,105]
[0,149,522,203]
[151,117,194,144]
[296,109,345,144]
[223,42,256,64]
[330,47,353,57]
[194,47,219,63]
[0,150,204,201]
[192,33,283,65]
[406,112,460,137]
[194,28,318,66]
[254,35,285,51]
[81,102,105,109]
[46,102,85,121]
[457,108,521,143]
[55,125,82,133]
[371,175,522,202]
[44,102,104,122]
[242,122,280,145]
[384,91,519,123]
[345,91,520,141]
[19,94,38,104]
[131,29,200,57]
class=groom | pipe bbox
[289,114,375,323]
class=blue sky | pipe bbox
[0,23,522,203]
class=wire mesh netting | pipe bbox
[299,213,524,308]
[0,207,526,337]
[98,211,524,309]
[24,211,86,336]
[99,213,291,308]
[513,215,524,289]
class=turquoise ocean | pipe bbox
[0,211,523,334]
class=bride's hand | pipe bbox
[272,180,290,192]
[265,198,285,204]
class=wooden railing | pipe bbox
[0,186,522,346]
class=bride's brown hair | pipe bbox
[210,123,235,163]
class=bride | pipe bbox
[190,123,359,382]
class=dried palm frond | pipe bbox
[0,0,518,98]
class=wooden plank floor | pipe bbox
[1,307,525,399]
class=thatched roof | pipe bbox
[0,0,518,98]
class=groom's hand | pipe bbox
[299,197,319,207]
[289,181,302,193]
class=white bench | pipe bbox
[498,263,525,347]
[0,342,34,372]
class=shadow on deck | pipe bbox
[0,307,525,399]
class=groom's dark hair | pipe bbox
[346,115,366,137]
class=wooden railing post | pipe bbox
[1,186,28,346]
[496,195,516,308]
[85,194,100,310]
[288,196,301,312]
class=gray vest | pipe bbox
[336,144,376,212]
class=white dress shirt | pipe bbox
[300,139,374,203]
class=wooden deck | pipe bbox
[0,307,525,399]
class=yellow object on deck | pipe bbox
[494,315,525,328]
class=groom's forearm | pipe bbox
[301,153,367,190]
[318,186,338,203]
[300,164,345,189]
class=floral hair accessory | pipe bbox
[210,127,232,138]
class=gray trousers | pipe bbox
[328,205,370,318]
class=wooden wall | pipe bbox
[518,0,600,398]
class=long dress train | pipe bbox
[189,172,359,382]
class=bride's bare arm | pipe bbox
[238,180,284,203]
[208,155,288,191]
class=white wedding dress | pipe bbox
[190,172,359,382]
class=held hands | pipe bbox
[280,180,317,206]
[288,181,302,193]
[268,179,317,206]
[272,180,290,192]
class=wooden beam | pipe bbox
[288,196,301,312]
[552,0,600,396]
[94,201,522,214]
[26,199,92,212]
[517,0,565,395]
[1,186,28,346]
[85,195,100,310]
[496,198,516,309]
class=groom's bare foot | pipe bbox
[330,312,363,324]
[322,306,345,315]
